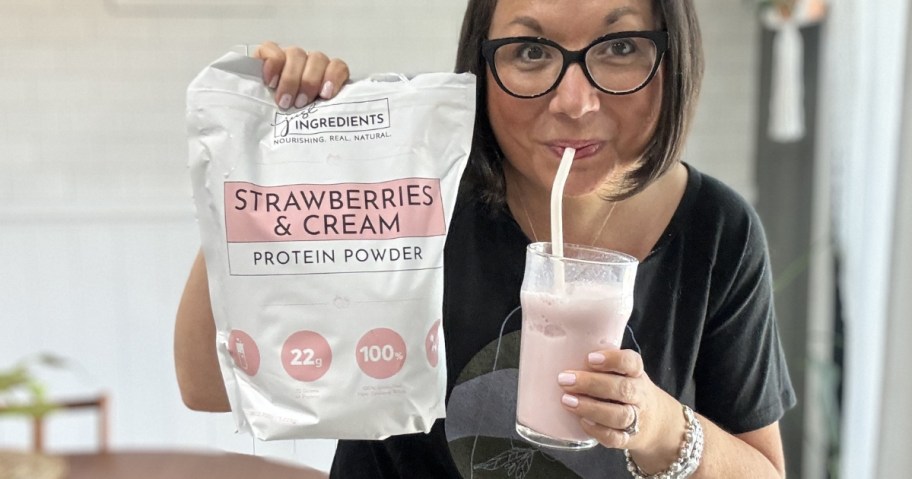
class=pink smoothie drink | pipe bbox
[514,242,637,450]
[516,283,633,445]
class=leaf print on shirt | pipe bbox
[474,447,536,478]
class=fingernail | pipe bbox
[268,75,279,89]
[320,81,334,99]
[278,93,292,110]
[294,93,309,108]
[557,372,576,386]
[588,352,606,365]
[581,418,597,427]
[561,394,579,408]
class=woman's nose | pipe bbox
[549,64,601,119]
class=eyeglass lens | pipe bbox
[492,36,659,97]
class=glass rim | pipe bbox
[527,241,638,266]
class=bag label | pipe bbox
[224,179,446,276]
[273,98,390,139]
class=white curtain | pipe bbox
[877,5,912,477]
[816,0,910,477]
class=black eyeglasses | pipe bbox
[481,30,668,99]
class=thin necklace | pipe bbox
[515,182,619,246]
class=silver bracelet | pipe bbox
[624,404,704,479]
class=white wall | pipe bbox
[0,0,758,472]
[689,1,759,201]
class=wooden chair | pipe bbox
[37,394,110,453]
[1,393,110,453]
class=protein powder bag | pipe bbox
[186,51,475,440]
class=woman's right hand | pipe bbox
[254,41,351,110]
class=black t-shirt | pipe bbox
[331,164,796,478]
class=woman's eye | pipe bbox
[607,39,637,56]
[516,44,549,62]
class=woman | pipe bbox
[176,0,796,477]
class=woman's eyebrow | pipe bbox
[507,16,544,34]
[507,7,640,34]
[605,6,638,26]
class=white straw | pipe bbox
[550,147,576,290]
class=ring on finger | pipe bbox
[623,405,640,436]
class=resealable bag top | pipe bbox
[186,51,475,440]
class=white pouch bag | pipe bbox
[186,51,475,440]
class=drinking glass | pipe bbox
[515,242,638,450]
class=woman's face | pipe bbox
[487,0,663,197]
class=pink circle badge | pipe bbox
[281,331,332,382]
[355,328,407,379]
[425,320,441,368]
[228,330,261,376]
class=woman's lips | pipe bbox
[547,142,602,160]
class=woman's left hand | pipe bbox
[558,348,683,454]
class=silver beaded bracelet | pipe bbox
[624,404,704,479]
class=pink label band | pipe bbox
[225,179,446,242]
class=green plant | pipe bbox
[0,354,68,418]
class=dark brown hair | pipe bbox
[454,0,704,209]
